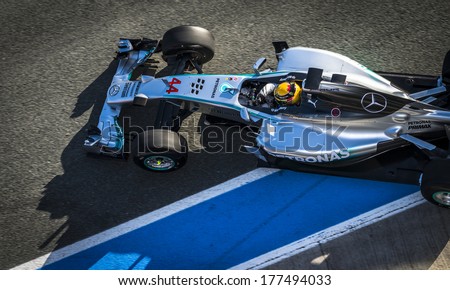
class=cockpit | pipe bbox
[238,72,317,114]
[238,67,411,119]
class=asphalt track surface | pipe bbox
[1,0,449,270]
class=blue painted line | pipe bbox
[41,170,418,270]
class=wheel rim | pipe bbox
[432,191,450,206]
[143,156,176,171]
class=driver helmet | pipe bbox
[274,82,301,105]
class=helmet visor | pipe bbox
[275,83,296,102]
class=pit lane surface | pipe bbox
[13,170,419,270]
[1,0,449,270]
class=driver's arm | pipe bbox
[257,83,276,104]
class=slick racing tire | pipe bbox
[161,25,215,65]
[420,159,450,209]
[133,129,188,172]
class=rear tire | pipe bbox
[420,159,450,208]
[161,25,215,65]
[133,129,188,172]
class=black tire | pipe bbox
[133,129,188,172]
[420,159,450,208]
[161,25,215,65]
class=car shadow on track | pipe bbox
[36,60,257,258]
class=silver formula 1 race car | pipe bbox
[84,26,450,208]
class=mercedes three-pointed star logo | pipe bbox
[108,85,120,96]
[360,92,387,113]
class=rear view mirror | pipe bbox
[253,57,266,75]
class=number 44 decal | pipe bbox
[166,78,181,94]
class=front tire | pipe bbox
[161,25,215,65]
[133,129,188,172]
[420,159,450,208]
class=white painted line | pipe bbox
[229,191,425,270]
[12,168,279,270]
